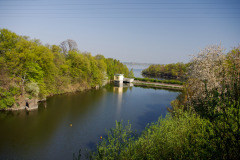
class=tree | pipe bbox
[0,28,19,55]
[186,45,226,105]
[60,39,78,55]
[128,69,134,78]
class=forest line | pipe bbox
[0,29,132,110]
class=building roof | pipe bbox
[114,74,124,76]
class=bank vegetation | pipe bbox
[142,62,189,80]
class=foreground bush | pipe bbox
[87,103,239,160]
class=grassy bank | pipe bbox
[134,77,184,85]
[133,82,183,91]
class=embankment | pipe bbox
[133,80,183,91]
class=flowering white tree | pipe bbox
[186,45,228,106]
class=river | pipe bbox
[0,84,179,160]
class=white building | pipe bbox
[114,74,134,84]
[114,74,124,83]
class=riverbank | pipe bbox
[134,77,184,85]
[2,79,181,111]
[2,85,91,111]
[133,80,183,91]
[2,80,112,111]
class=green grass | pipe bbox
[134,77,184,85]
[134,83,183,91]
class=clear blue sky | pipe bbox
[0,0,240,64]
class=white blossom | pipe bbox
[187,44,228,102]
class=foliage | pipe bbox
[25,82,40,97]
[0,86,20,109]
[169,45,240,159]
[89,121,136,160]
[89,102,239,159]
[128,69,134,78]
[186,45,227,105]
[0,29,130,109]
[105,58,129,79]
[142,62,188,79]
[170,45,240,113]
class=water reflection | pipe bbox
[113,83,134,119]
[113,83,123,119]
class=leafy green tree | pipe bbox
[0,28,19,55]
[128,69,134,78]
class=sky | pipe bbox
[0,0,240,64]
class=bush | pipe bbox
[25,82,39,97]
[89,112,225,159]
[0,86,19,109]
[89,106,240,159]
[89,121,136,160]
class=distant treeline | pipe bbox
[142,63,189,79]
[0,29,131,109]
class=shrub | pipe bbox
[25,82,39,97]
[89,106,240,159]
[0,87,18,109]
[89,121,136,160]
[89,112,224,159]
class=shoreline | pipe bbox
[2,86,93,111]
[2,80,182,111]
